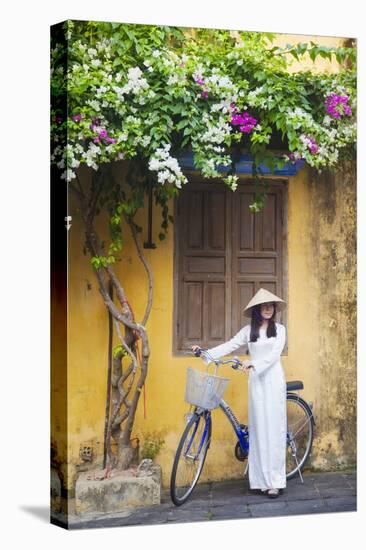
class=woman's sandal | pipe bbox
[267,488,280,498]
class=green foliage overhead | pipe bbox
[51,20,356,262]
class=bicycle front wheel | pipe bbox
[286,394,314,480]
[170,410,211,506]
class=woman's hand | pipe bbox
[242,359,254,371]
[191,345,202,356]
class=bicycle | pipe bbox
[170,348,316,506]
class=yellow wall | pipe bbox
[51,34,356,492]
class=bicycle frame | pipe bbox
[219,398,249,455]
[184,410,211,459]
[184,401,248,462]
[186,350,249,455]
[184,351,315,476]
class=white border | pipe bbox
[1,1,364,548]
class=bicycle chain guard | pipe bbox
[235,441,248,461]
[235,424,249,461]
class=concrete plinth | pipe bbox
[75,460,162,515]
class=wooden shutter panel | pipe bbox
[231,185,284,334]
[174,179,286,353]
[176,183,230,350]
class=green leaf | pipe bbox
[169,104,184,115]
[309,47,319,62]
[181,135,191,148]
[176,119,189,131]
[297,43,308,55]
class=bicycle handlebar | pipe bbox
[185,348,245,371]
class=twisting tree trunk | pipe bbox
[70,164,153,470]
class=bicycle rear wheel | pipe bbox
[286,394,314,480]
[170,410,211,506]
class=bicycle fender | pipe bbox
[287,393,316,426]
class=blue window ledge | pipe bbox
[177,152,305,176]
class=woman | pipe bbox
[192,288,287,499]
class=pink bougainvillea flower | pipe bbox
[90,121,116,144]
[329,110,341,119]
[231,114,245,125]
[242,112,257,126]
[303,135,318,155]
[97,128,108,139]
[201,90,209,99]
[194,76,205,86]
[231,110,257,133]
[72,114,82,122]
[55,116,63,124]
[324,93,352,118]
[308,137,318,154]
[239,125,254,133]
[310,142,318,154]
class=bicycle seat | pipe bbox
[286,380,304,392]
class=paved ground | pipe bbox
[52,469,356,530]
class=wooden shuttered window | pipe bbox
[173,179,287,353]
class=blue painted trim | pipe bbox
[177,152,305,176]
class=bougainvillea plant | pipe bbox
[51,21,356,208]
[51,21,356,470]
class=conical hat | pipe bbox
[243,288,286,317]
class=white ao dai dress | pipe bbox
[205,322,287,490]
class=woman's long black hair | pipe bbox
[250,303,277,342]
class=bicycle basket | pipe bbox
[185,367,229,410]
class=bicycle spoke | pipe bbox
[171,413,210,504]
[286,395,313,479]
[291,414,314,439]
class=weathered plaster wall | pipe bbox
[306,163,356,469]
